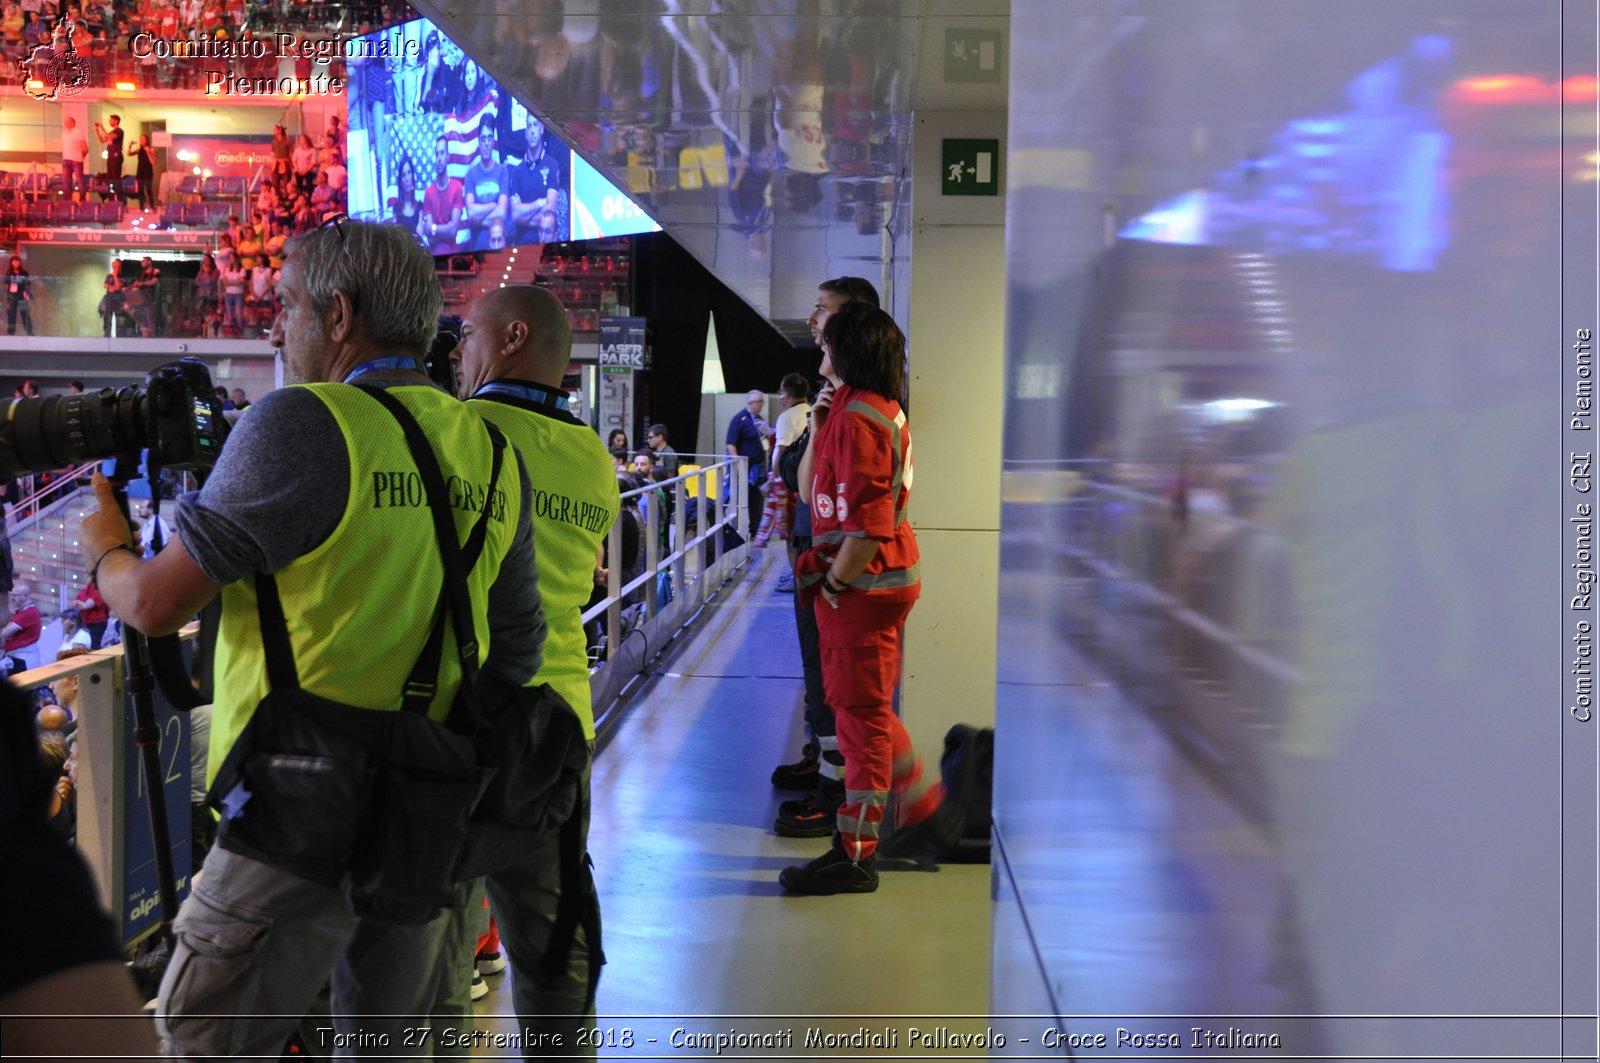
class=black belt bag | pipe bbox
[451,673,583,881]
[207,679,484,922]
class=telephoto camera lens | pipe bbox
[0,389,148,480]
[0,359,227,479]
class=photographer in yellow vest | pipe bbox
[430,284,619,1056]
[79,218,543,1059]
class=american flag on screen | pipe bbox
[382,92,501,196]
[441,91,501,179]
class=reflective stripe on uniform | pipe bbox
[849,563,920,591]
[844,400,910,527]
[798,556,920,593]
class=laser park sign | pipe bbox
[599,317,648,372]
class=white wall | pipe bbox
[899,2,1008,759]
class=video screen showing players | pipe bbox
[345,16,657,253]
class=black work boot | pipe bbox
[779,836,878,894]
[770,751,820,791]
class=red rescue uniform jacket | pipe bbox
[797,384,919,603]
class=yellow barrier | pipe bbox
[677,464,722,500]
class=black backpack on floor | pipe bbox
[938,724,994,863]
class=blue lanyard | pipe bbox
[472,380,570,412]
[342,356,426,384]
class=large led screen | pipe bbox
[344,17,659,253]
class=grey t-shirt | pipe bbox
[173,381,544,683]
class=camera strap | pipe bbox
[359,385,508,721]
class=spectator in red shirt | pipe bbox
[156,0,178,39]
[2,584,42,675]
[420,134,464,256]
[73,581,110,649]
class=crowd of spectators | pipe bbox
[4,0,524,340]
[163,117,347,337]
[76,112,348,338]
[13,104,492,339]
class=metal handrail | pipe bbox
[1034,468,1298,687]
[3,459,102,530]
[584,455,747,656]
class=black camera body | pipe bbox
[423,315,462,394]
[0,359,228,479]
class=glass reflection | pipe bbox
[1122,36,1455,272]
[1001,0,1580,1052]
[412,0,918,330]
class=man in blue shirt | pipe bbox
[509,115,566,244]
[725,389,770,537]
[463,128,510,251]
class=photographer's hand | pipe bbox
[79,472,134,572]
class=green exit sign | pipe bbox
[944,28,1001,83]
[942,139,1000,197]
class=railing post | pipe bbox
[700,467,713,605]
[737,455,748,546]
[711,467,724,570]
[606,512,622,659]
[672,476,687,607]
[644,489,660,615]
[59,516,71,614]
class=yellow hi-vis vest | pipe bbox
[210,384,523,779]
[468,395,618,738]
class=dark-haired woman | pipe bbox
[132,134,156,212]
[5,256,33,336]
[388,154,421,234]
[193,253,219,337]
[780,301,950,895]
[270,124,291,173]
[100,259,125,337]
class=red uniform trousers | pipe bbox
[815,591,942,861]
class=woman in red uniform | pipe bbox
[781,301,952,894]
